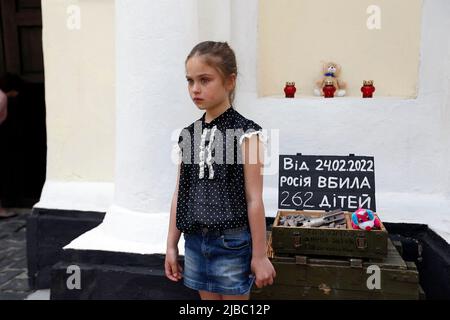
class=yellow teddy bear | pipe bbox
[313,62,347,97]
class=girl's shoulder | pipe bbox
[229,108,262,132]
[230,109,267,147]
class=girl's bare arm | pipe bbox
[242,134,267,258]
[242,134,276,288]
[167,162,182,251]
[165,161,183,282]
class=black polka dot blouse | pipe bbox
[174,106,267,234]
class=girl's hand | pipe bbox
[165,247,183,282]
[251,256,276,288]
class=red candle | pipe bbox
[284,82,297,98]
[323,80,336,98]
[361,80,375,98]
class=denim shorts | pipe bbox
[183,226,256,296]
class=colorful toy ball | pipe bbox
[351,208,381,231]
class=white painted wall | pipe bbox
[37,0,116,212]
[231,0,450,241]
[40,0,115,182]
[38,0,450,252]
[66,0,200,254]
[258,0,423,98]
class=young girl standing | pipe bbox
[165,41,275,300]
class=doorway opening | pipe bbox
[0,0,46,208]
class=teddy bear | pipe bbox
[313,62,347,97]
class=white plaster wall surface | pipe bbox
[41,0,116,182]
[232,0,450,242]
[37,0,116,215]
[66,0,200,254]
[35,181,114,213]
[257,0,423,98]
[113,0,199,214]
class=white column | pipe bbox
[198,0,231,41]
[230,0,258,95]
[66,0,199,254]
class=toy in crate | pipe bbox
[272,208,387,259]
[351,208,382,231]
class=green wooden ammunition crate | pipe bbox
[251,235,420,300]
[271,210,388,259]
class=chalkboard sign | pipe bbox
[278,154,376,212]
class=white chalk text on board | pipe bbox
[278,154,376,212]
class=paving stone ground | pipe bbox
[0,208,35,300]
